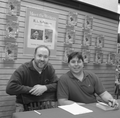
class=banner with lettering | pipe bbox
[24,7,58,56]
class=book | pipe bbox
[63,46,74,63]
[8,0,21,16]
[95,35,104,48]
[82,49,90,64]
[2,41,18,61]
[94,50,103,64]
[82,29,92,46]
[96,102,118,111]
[67,11,78,26]
[6,20,19,38]
[84,15,93,30]
[106,52,115,65]
[65,26,75,44]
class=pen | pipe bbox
[97,101,108,106]
[108,100,118,107]
[108,100,113,104]
[34,110,41,115]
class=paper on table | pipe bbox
[58,103,93,115]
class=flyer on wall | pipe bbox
[8,0,21,16]
[84,15,93,30]
[106,52,115,65]
[63,46,74,63]
[95,35,104,48]
[24,7,59,57]
[2,41,18,61]
[65,25,75,44]
[94,50,103,64]
[82,29,92,46]
[67,11,78,26]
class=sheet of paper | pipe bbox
[58,103,93,115]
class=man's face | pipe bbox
[34,47,49,69]
[68,56,84,74]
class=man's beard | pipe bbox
[35,61,45,69]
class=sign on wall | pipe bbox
[23,7,58,56]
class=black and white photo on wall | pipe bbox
[83,15,93,30]
[94,50,103,64]
[82,29,92,47]
[67,11,78,26]
[62,45,74,63]
[95,35,104,48]
[8,0,21,16]
[2,40,18,61]
[106,52,115,65]
[6,15,19,38]
[81,47,90,64]
[65,25,75,44]
[117,47,120,54]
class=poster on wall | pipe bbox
[8,0,21,16]
[24,7,59,56]
[62,46,74,63]
[106,52,115,65]
[6,15,19,38]
[2,41,18,61]
[6,21,19,38]
[83,15,93,30]
[82,29,92,46]
[81,48,90,64]
[67,11,78,26]
[94,50,103,64]
[65,25,75,44]
[95,35,104,48]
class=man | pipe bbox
[6,45,58,112]
[57,52,119,108]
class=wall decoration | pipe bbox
[2,0,21,65]
[67,11,78,26]
[94,50,103,64]
[106,52,115,65]
[24,7,59,56]
[115,54,120,65]
[117,43,120,53]
[6,20,19,38]
[6,15,19,38]
[83,15,93,30]
[8,0,21,16]
[65,25,75,44]
[62,46,74,63]
[81,47,90,64]
[82,29,92,46]
[6,14,18,22]
[95,35,104,48]
[2,41,18,61]
[117,43,120,54]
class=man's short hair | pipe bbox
[68,52,84,63]
[34,45,51,56]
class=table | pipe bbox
[13,100,120,118]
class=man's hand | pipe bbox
[108,99,119,109]
[29,85,47,96]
